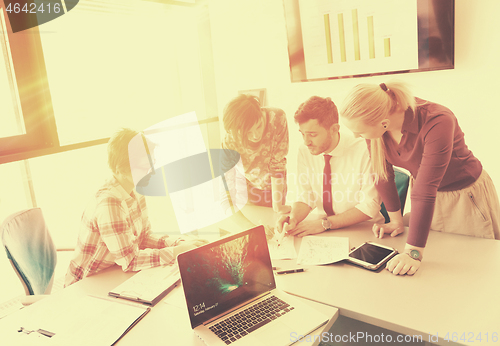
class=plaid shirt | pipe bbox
[65,177,178,286]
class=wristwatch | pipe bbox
[322,217,332,231]
[406,249,422,261]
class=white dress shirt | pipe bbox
[297,132,383,220]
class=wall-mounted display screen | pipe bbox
[283,0,454,82]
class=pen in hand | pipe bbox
[277,216,291,247]
[276,222,288,247]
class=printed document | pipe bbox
[297,236,349,265]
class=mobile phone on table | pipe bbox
[346,242,398,271]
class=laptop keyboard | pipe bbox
[208,296,295,345]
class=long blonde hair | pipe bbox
[339,81,415,181]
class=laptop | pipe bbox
[177,225,329,346]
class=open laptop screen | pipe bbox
[178,226,276,328]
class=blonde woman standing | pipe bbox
[340,81,500,276]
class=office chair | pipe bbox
[1,208,57,304]
[380,168,410,223]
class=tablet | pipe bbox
[347,242,398,271]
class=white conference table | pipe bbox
[0,261,338,346]
[0,207,338,346]
[2,205,499,346]
[60,264,338,346]
[239,205,500,346]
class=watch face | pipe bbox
[409,249,420,259]
[322,218,331,230]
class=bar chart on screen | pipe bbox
[298,0,418,80]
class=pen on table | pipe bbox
[276,268,304,275]
[18,327,55,338]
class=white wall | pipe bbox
[2,0,498,248]
[209,0,500,199]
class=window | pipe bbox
[0,5,58,162]
[1,0,219,162]
[0,0,220,247]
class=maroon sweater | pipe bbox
[370,99,482,247]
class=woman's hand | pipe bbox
[372,220,404,239]
[173,239,209,257]
[386,253,420,275]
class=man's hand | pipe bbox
[372,220,404,239]
[285,219,325,237]
[173,239,209,257]
[386,253,420,275]
[273,204,292,214]
[275,214,293,234]
[274,215,297,245]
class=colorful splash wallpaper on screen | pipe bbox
[180,229,275,326]
[207,235,250,295]
[186,234,251,303]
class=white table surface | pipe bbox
[2,204,498,346]
[69,266,338,346]
[240,205,500,346]
[0,224,338,346]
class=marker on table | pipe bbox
[277,217,290,247]
[276,268,304,275]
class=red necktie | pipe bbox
[323,154,334,216]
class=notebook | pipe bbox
[109,265,180,306]
[177,225,329,346]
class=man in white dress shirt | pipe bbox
[276,96,382,237]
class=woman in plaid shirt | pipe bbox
[65,129,207,286]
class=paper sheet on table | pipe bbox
[0,297,24,319]
[0,293,149,346]
[268,235,297,260]
[297,236,349,265]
